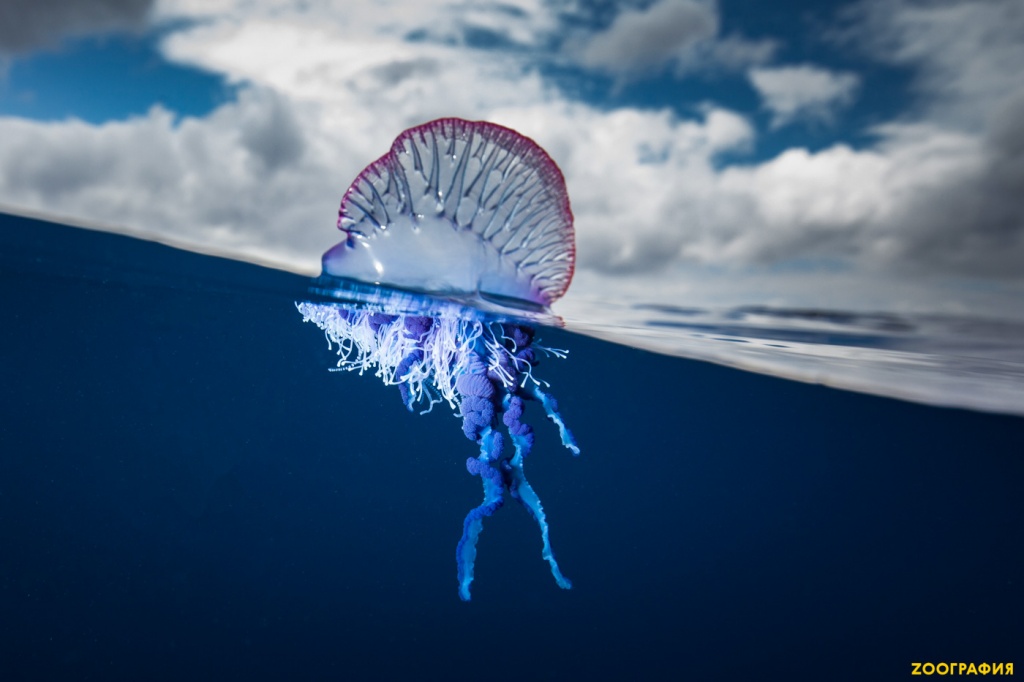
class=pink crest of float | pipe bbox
[322,118,576,306]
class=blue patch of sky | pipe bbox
[461,25,522,51]
[0,32,235,124]
[719,0,918,155]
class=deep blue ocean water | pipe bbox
[1,213,1021,681]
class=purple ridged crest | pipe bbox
[328,118,576,306]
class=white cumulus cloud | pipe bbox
[748,64,860,128]
[0,89,344,268]
[570,0,775,78]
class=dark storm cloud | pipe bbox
[843,0,1024,129]
[894,94,1024,279]
[851,0,1024,279]
[0,0,154,54]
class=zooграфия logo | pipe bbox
[911,662,1013,676]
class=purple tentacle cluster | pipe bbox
[465,454,502,484]
[366,312,398,332]
[450,323,579,600]
[455,324,550,460]
[403,315,433,338]
[503,395,534,443]
[456,367,496,441]
[297,299,577,600]
[395,317,432,410]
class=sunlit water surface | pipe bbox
[560,295,1024,417]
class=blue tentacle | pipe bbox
[456,430,506,601]
[503,393,572,590]
[526,384,580,455]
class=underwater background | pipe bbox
[2,212,1021,680]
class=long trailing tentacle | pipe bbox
[454,355,504,601]
[456,429,505,601]
[504,394,572,590]
[453,335,579,600]
[509,457,572,590]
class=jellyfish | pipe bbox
[297,118,579,601]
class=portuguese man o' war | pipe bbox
[297,118,580,600]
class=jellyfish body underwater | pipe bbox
[297,118,581,600]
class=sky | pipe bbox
[0,0,1022,321]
